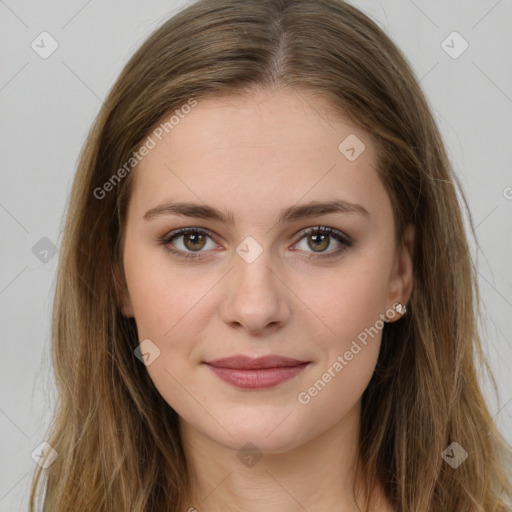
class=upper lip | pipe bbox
[204,355,309,369]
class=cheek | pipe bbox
[295,285,385,434]
[291,256,390,413]
[123,247,210,419]
[123,241,208,341]
[294,251,391,347]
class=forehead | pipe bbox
[129,87,387,225]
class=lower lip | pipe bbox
[205,363,309,389]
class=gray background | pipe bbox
[1,0,511,510]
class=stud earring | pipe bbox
[393,302,407,315]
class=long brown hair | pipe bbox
[29,0,512,510]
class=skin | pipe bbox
[117,86,414,512]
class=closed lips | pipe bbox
[204,356,309,369]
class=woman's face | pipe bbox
[119,86,413,453]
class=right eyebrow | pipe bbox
[143,199,370,225]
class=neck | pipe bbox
[178,400,391,512]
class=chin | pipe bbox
[219,429,304,455]
[200,407,312,454]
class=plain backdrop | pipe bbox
[0,0,511,510]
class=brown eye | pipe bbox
[182,232,207,251]
[160,228,217,260]
[307,233,330,252]
[294,226,353,259]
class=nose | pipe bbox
[219,249,291,336]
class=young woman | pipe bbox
[29,0,512,510]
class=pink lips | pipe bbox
[204,355,309,389]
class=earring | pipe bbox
[394,302,407,315]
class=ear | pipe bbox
[386,223,414,322]
[113,261,134,318]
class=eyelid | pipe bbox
[159,225,353,260]
[290,226,353,260]
[158,227,219,260]
[298,226,353,245]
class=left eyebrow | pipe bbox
[143,199,370,225]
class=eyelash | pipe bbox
[158,226,353,261]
